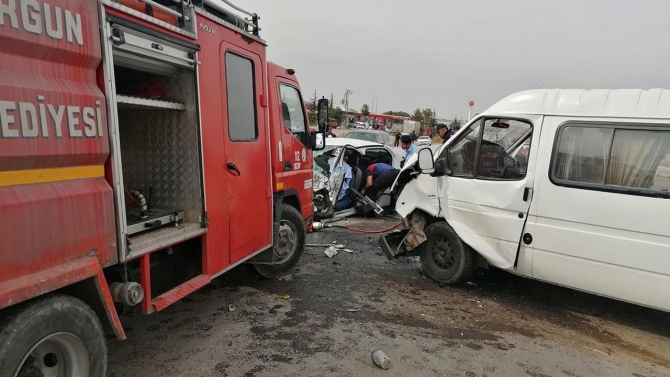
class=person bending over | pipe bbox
[363,163,400,202]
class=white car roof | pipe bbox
[324,137,384,148]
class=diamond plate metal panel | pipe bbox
[118,70,202,223]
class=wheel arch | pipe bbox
[281,188,301,213]
[0,260,125,341]
[57,275,126,340]
[413,211,489,269]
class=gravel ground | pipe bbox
[108,216,670,377]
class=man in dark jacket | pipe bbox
[435,123,449,143]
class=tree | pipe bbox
[307,90,317,111]
[421,108,434,127]
[307,110,317,126]
[411,108,422,122]
[383,110,411,118]
[330,107,344,124]
[361,103,370,116]
[329,92,335,111]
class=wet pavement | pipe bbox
[108,216,670,377]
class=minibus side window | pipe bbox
[552,125,670,196]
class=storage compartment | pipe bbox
[112,52,204,257]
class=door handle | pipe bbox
[284,161,292,171]
[523,187,531,202]
[227,162,241,176]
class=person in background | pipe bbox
[435,123,449,143]
[410,130,417,141]
[399,134,418,168]
[445,124,461,141]
[326,126,337,138]
[394,131,401,147]
[363,163,400,202]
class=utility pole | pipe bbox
[342,89,353,126]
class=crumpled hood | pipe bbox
[313,171,329,192]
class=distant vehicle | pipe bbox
[345,130,393,146]
[415,136,432,146]
[354,122,367,129]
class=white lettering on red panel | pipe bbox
[0,96,104,139]
[0,0,84,45]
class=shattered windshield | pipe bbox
[313,146,337,173]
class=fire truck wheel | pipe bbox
[419,221,476,285]
[0,294,107,377]
[254,204,306,279]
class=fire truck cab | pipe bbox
[0,0,326,374]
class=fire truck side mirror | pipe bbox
[310,131,326,151]
[317,98,329,132]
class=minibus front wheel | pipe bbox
[419,222,476,285]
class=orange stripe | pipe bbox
[0,166,105,187]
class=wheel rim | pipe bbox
[430,237,455,270]
[15,332,89,377]
[274,220,298,264]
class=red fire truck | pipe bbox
[0,0,327,374]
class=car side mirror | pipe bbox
[310,131,326,151]
[417,148,435,174]
[317,98,329,133]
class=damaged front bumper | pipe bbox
[378,212,428,260]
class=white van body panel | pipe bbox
[531,115,670,312]
[395,173,440,219]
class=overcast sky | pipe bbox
[242,0,670,119]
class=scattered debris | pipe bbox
[466,282,478,287]
[371,349,391,370]
[324,246,338,258]
[228,304,236,312]
[305,244,332,247]
[343,249,355,254]
[324,244,347,258]
[347,308,361,312]
[281,295,290,300]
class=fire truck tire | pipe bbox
[0,294,107,377]
[254,204,306,279]
[419,222,476,285]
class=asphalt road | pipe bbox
[107,216,670,377]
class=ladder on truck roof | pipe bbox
[195,0,260,36]
[107,0,260,37]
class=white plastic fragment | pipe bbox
[324,246,338,258]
